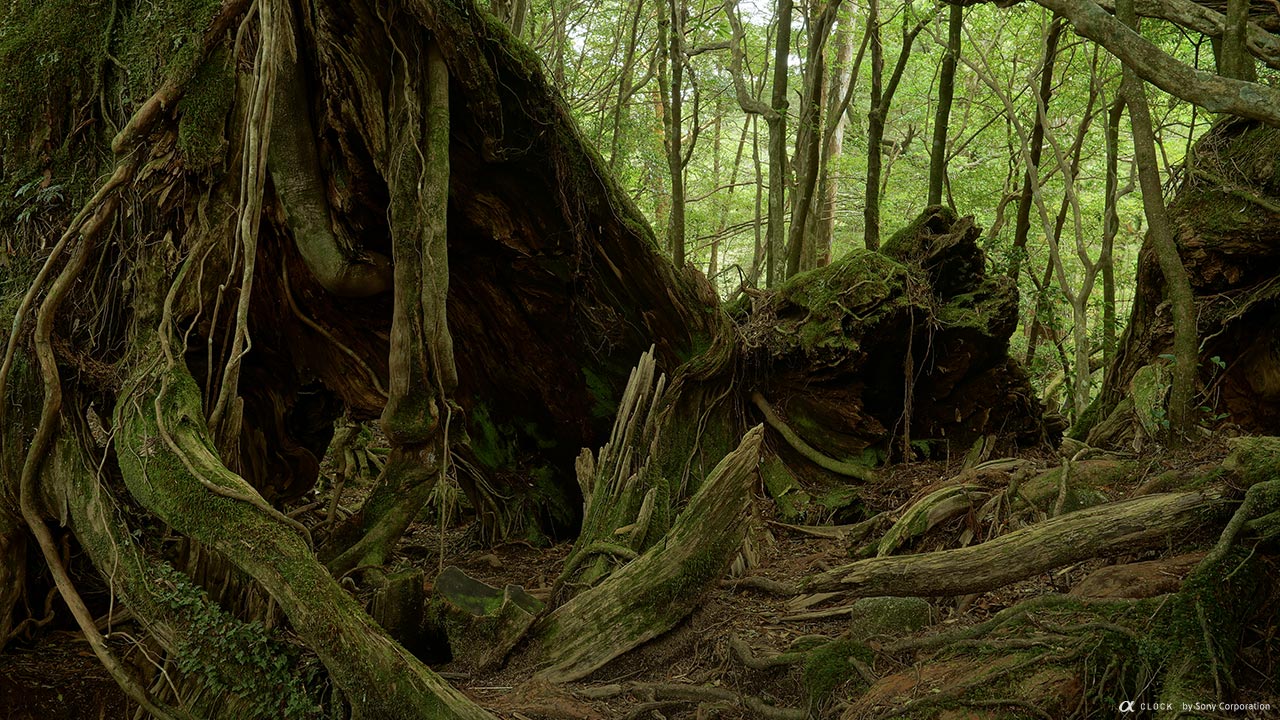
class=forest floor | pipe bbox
[2,439,1275,719]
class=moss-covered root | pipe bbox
[751,391,875,480]
[45,438,314,719]
[326,445,439,575]
[1155,546,1266,718]
[114,355,493,720]
[801,490,1232,597]
[526,425,765,682]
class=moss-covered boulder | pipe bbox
[847,596,935,641]
[1223,436,1280,487]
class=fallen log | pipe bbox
[800,490,1231,597]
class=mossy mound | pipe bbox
[745,207,1048,464]
[847,596,934,641]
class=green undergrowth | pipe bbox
[149,562,323,719]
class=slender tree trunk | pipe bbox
[1221,0,1256,81]
[864,3,926,250]
[1101,95,1125,370]
[815,4,858,267]
[1008,16,1063,281]
[927,4,961,206]
[663,0,687,267]
[1117,0,1198,440]
[864,0,885,250]
[785,1,840,278]
[751,114,766,286]
[608,0,646,169]
[767,0,793,285]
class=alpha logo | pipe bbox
[1118,700,1136,713]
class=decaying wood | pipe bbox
[801,490,1230,597]
[525,425,764,682]
[554,348,670,597]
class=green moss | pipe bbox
[0,0,113,191]
[467,402,517,469]
[848,596,933,641]
[772,250,911,357]
[530,463,576,530]
[1069,394,1104,441]
[881,205,959,258]
[177,47,235,169]
[114,0,224,106]
[802,638,873,704]
[1223,436,1280,487]
[760,454,808,521]
[638,544,733,616]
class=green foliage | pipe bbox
[149,563,322,719]
[532,0,1224,409]
[0,0,112,136]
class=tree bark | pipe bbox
[927,4,961,207]
[1117,0,1200,440]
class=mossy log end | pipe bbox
[525,425,764,682]
[740,206,1049,470]
[802,490,1231,597]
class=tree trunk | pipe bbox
[767,0,793,285]
[1007,17,1063,281]
[1118,0,1199,441]
[927,4,961,207]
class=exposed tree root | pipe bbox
[751,391,876,480]
[116,350,493,719]
[582,681,806,720]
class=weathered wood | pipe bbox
[526,425,764,682]
[555,348,668,596]
[433,566,543,671]
[802,490,1230,597]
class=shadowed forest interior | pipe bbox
[1,0,1279,717]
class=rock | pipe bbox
[1223,436,1280,487]
[848,596,934,641]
